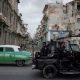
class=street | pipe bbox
[0,0,80,80]
[0,64,80,80]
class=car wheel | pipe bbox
[16,60,25,67]
[42,65,57,79]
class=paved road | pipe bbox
[0,64,80,80]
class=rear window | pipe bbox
[5,47,14,52]
[0,47,3,52]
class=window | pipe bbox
[72,11,73,17]
[63,5,68,14]
[70,44,80,51]
[77,3,80,11]
[0,47,3,52]
[77,18,80,23]
[5,47,14,52]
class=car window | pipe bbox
[5,47,14,52]
[70,44,80,51]
[0,47,3,52]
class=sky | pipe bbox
[18,0,73,38]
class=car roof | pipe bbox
[0,45,20,48]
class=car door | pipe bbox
[0,47,5,63]
[4,47,15,63]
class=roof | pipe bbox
[0,45,20,48]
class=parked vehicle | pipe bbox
[0,45,32,66]
[32,40,80,78]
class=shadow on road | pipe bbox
[0,64,80,80]
[0,64,31,67]
[56,73,80,80]
[32,70,80,80]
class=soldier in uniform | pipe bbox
[40,42,49,57]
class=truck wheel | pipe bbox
[16,60,25,67]
[42,65,57,78]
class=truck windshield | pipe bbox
[70,44,80,51]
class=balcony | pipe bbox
[0,13,6,22]
[0,13,10,26]
[17,28,22,35]
[76,3,80,15]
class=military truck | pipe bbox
[32,40,80,78]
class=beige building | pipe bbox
[61,0,80,45]
[35,0,80,49]
[34,2,69,49]
[40,2,69,43]
[65,0,80,36]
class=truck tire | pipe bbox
[16,60,25,67]
[42,65,57,78]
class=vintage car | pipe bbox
[0,45,32,66]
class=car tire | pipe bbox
[16,60,25,67]
[42,65,57,79]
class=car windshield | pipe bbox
[70,44,80,51]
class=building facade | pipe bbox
[65,0,80,45]
[35,0,80,49]
[65,0,80,35]
[34,2,68,49]
[40,2,68,43]
[0,0,31,50]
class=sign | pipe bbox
[58,31,69,38]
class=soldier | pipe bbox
[40,42,49,57]
[58,41,66,52]
[47,39,55,54]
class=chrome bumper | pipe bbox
[32,65,36,69]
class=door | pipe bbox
[0,47,5,63]
[4,47,15,63]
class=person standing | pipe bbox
[40,42,48,56]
